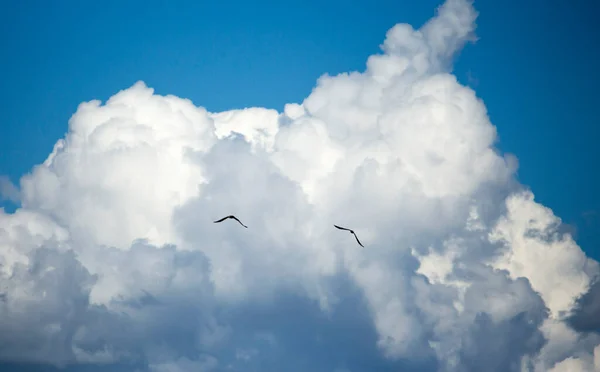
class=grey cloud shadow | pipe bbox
[434,266,549,371]
[567,278,600,333]
[0,242,220,372]
[0,246,98,367]
[72,244,220,366]
[0,260,438,372]
[213,270,439,372]
[458,311,547,372]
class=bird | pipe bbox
[213,215,248,228]
[334,224,364,247]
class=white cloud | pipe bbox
[1,0,598,371]
[489,190,599,319]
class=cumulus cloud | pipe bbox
[2,0,599,371]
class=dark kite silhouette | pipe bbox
[214,215,248,228]
[334,224,364,247]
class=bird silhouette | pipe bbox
[214,215,248,228]
[334,224,364,247]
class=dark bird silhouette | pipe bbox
[334,224,364,247]
[214,215,248,228]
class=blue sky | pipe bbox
[2,0,597,259]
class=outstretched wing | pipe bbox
[213,215,232,223]
[352,232,364,247]
[231,216,248,228]
[334,224,352,232]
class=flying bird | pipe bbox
[334,224,364,247]
[214,215,248,228]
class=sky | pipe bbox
[2,0,599,258]
[1,0,600,371]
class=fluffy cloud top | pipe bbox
[2,0,599,371]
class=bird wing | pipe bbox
[334,224,352,232]
[352,232,364,247]
[231,216,248,228]
[213,216,230,223]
